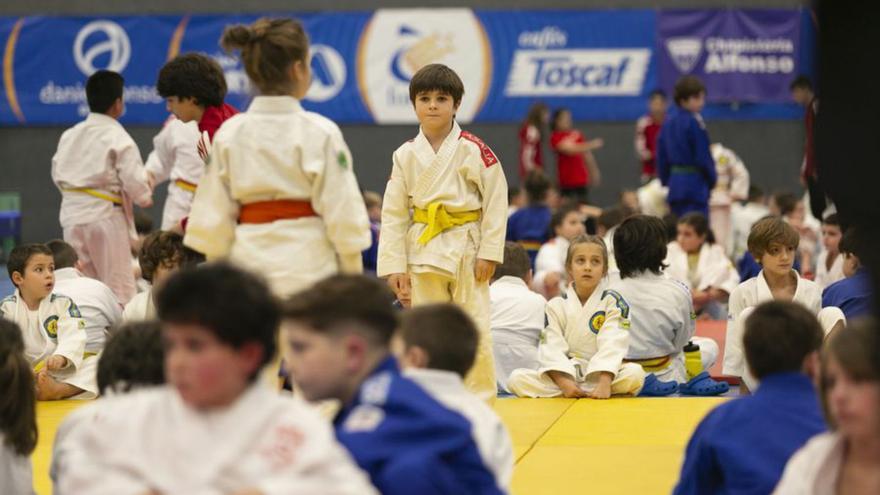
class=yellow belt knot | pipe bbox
[412,202,480,245]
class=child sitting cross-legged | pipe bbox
[507,235,645,399]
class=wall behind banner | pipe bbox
[1,0,811,244]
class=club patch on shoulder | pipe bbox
[460,131,498,168]
[588,311,605,335]
[44,315,59,339]
[601,289,630,319]
[343,404,385,433]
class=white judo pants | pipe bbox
[159,184,194,231]
[411,265,496,402]
[492,329,539,393]
[63,211,135,305]
[710,205,733,256]
[507,361,645,397]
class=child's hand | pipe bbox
[387,273,411,301]
[587,138,604,150]
[46,355,69,371]
[588,373,613,400]
[474,259,497,283]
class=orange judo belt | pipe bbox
[238,199,317,224]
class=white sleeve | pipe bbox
[728,153,750,201]
[306,131,371,262]
[532,243,564,292]
[586,290,631,378]
[115,136,152,207]
[722,287,747,377]
[536,300,576,377]
[183,141,239,260]
[674,289,697,351]
[53,298,86,371]
[377,151,411,277]
[477,154,508,263]
[144,124,175,185]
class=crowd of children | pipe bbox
[1,14,878,495]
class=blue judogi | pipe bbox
[506,205,552,266]
[362,220,381,273]
[822,268,874,319]
[334,356,503,495]
[656,108,717,218]
[674,373,826,495]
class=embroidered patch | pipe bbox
[343,404,385,433]
[68,301,82,318]
[460,131,498,168]
[601,289,630,319]
[589,311,605,335]
[690,311,697,320]
[621,320,631,330]
[361,372,392,406]
[44,315,59,339]
[337,151,348,169]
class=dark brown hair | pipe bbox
[614,215,668,278]
[674,75,706,105]
[493,242,531,282]
[743,301,823,379]
[0,318,37,456]
[522,102,548,130]
[282,275,398,347]
[747,216,799,261]
[138,231,203,284]
[97,321,165,394]
[409,64,464,106]
[399,304,477,378]
[7,243,52,287]
[678,212,716,245]
[221,18,310,95]
[156,53,227,107]
[820,319,880,429]
[46,239,78,270]
[523,170,551,204]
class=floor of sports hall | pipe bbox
[28,316,735,495]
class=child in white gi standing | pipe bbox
[508,235,645,399]
[184,18,370,298]
[51,70,153,305]
[378,64,508,400]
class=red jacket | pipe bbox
[551,129,589,188]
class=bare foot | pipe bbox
[35,371,83,401]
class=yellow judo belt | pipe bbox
[174,178,198,193]
[63,187,122,205]
[625,355,672,373]
[412,202,480,245]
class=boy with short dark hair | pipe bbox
[656,75,717,219]
[378,63,508,400]
[490,242,546,391]
[610,215,726,396]
[815,213,845,289]
[281,274,503,495]
[0,244,91,400]
[398,304,514,491]
[823,227,874,320]
[58,264,375,494]
[156,53,238,163]
[675,301,826,495]
[51,70,153,304]
[507,170,552,265]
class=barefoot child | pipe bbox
[0,244,93,400]
[378,63,508,400]
[507,235,645,398]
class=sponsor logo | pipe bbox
[306,44,347,102]
[73,20,131,75]
[665,37,702,74]
[357,9,491,124]
[518,26,567,49]
[505,49,650,96]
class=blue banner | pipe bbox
[0,9,813,126]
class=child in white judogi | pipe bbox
[56,263,376,494]
[814,213,845,289]
[724,217,845,392]
[508,235,645,399]
[1,245,94,400]
[123,231,201,322]
[185,22,370,298]
[48,240,121,362]
[378,65,508,400]
[532,205,586,298]
[398,304,514,491]
[610,215,727,396]
[709,143,749,254]
[664,213,740,320]
[51,71,153,305]
[730,186,770,261]
[144,116,203,231]
[489,242,546,392]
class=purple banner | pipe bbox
[658,9,801,103]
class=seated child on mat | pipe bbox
[281,274,502,495]
[57,264,375,494]
[0,318,38,495]
[489,242,546,392]
[610,215,728,396]
[507,234,645,399]
[724,216,845,392]
[398,303,514,490]
[532,205,586,298]
[0,244,94,400]
[674,301,826,495]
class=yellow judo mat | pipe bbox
[33,397,724,495]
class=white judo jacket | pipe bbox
[664,241,741,294]
[144,117,203,230]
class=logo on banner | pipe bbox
[356,9,491,124]
[73,20,131,75]
[665,37,702,74]
[505,49,650,97]
[306,44,347,102]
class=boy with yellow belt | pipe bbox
[378,64,508,401]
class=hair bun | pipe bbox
[221,25,255,51]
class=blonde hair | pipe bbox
[221,18,309,95]
[565,234,609,276]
